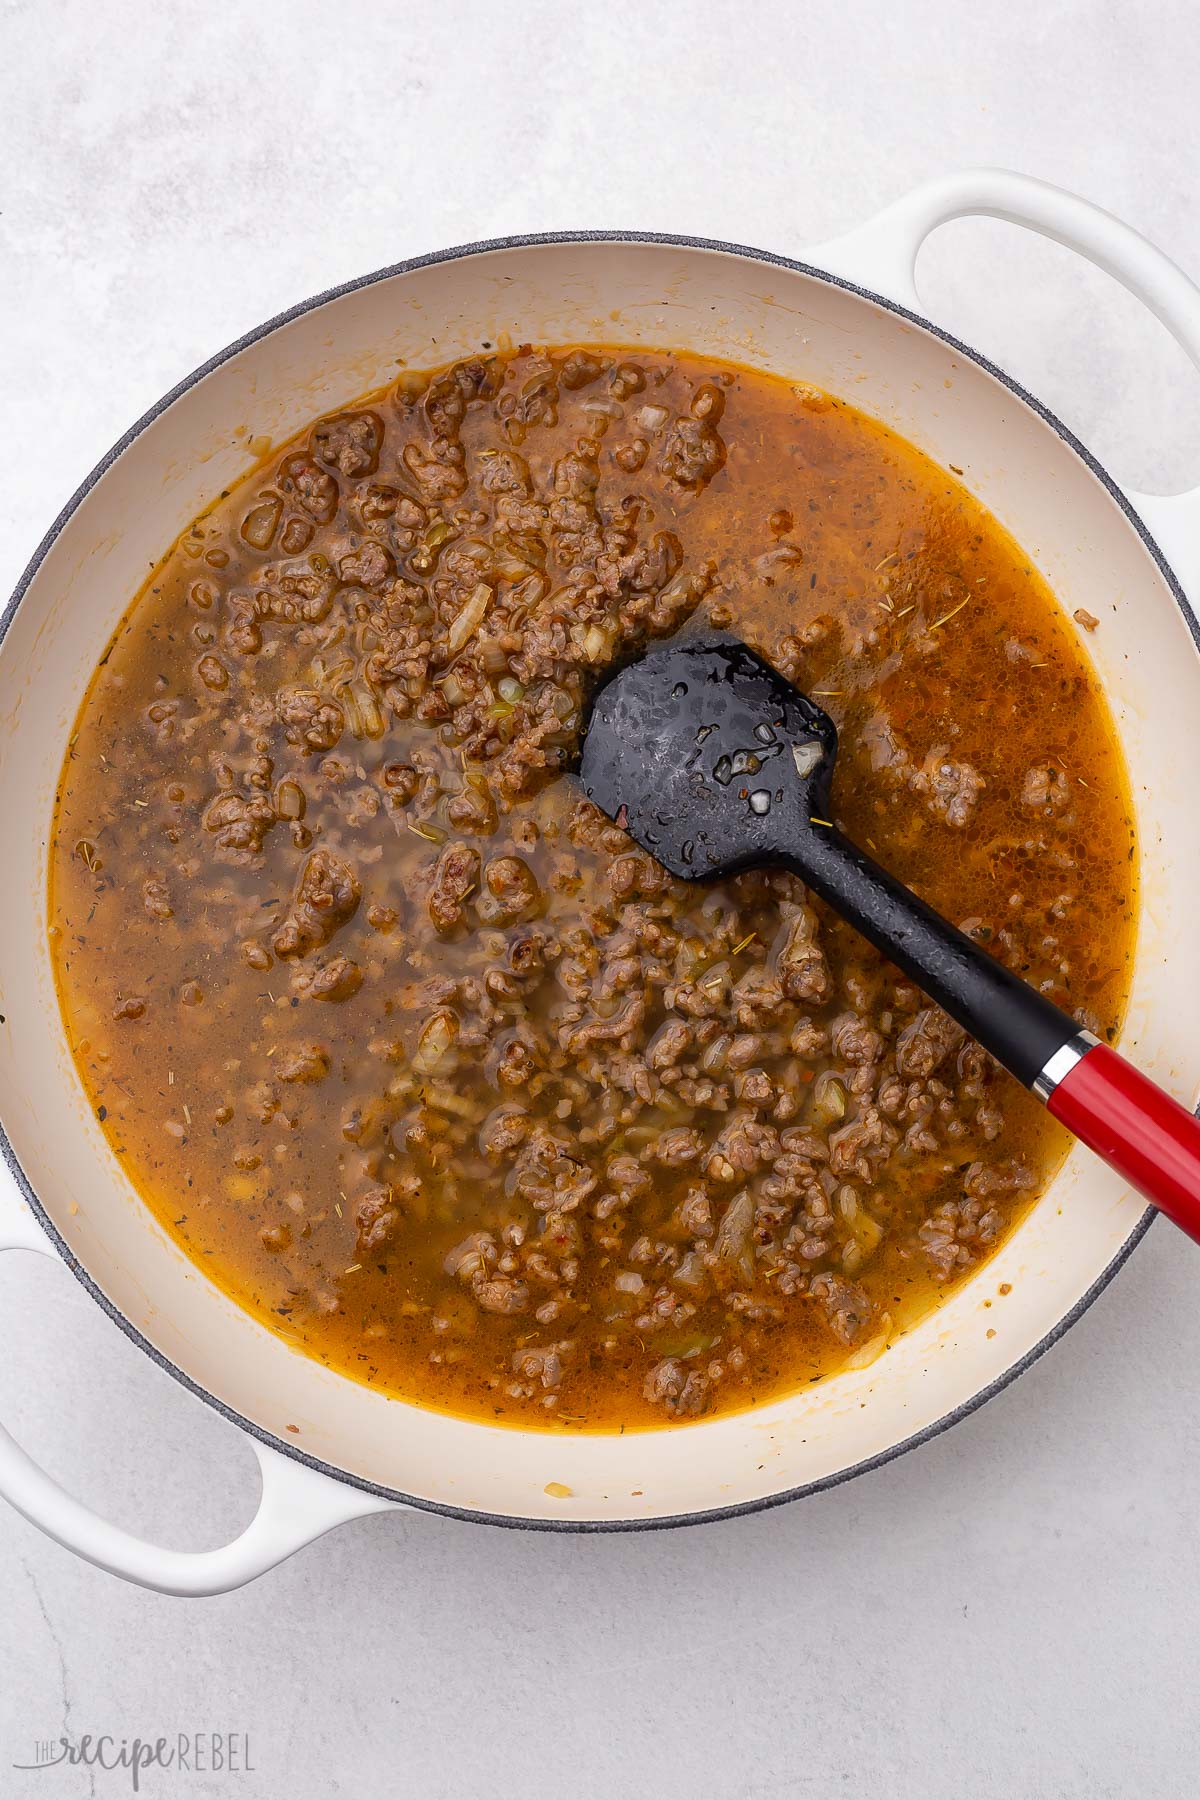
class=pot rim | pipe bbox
[2,225,1184,1532]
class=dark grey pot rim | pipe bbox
[2,226,1185,1536]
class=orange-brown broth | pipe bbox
[50,346,1136,1430]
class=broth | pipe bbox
[50,345,1136,1429]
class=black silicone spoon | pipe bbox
[578,637,1200,1237]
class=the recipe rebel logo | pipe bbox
[12,1732,255,1790]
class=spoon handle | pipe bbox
[1043,1041,1200,1239]
[782,827,1200,1237]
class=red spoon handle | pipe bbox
[1046,1043,1200,1240]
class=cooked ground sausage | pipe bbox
[50,343,1135,1430]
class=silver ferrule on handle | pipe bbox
[1031,1029,1101,1104]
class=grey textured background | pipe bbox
[2,2,1200,1795]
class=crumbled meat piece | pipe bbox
[608,851,670,901]
[141,877,173,920]
[202,790,277,860]
[828,1106,898,1179]
[479,1106,530,1158]
[276,1041,330,1084]
[293,955,362,1002]
[913,747,985,827]
[476,855,541,926]
[422,360,489,438]
[280,517,314,555]
[558,349,604,389]
[1021,764,1072,814]
[810,1273,874,1345]
[252,567,337,625]
[354,483,399,529]
[312,411,383,477]
[279,688,345,752]
[830,1011,884,1065]
[607,1154,652,1197]
[706,1115,779,1181]
[224,611,262,656]
[494,1035,537,1088]
[895,1008,965,1080]
[776,906,832,1004]
[356,1186,399,1251]
[428,843,481,934]
[403,442,467,501]
[678,1187,714,1238]
[480,448,533,496]
[512,1345,563,1389]
[561,994,645,1054]
[660,383,726,491]
[338,540,394,589]
[474,1275,530,1315]
[273,849,361,958]
[643,1357,711,1418]
[444,1231,496,1280]
[735,1068,776,1109]
[648,1019,691,1071]
[789,1018,828,1059]
[650,1127,704,1168]
[964,1159,1036,1201]
[278,453,338,523]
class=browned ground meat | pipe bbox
[272,849,361,958]
[50,343,1135,1430]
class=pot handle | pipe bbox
[0,1183,401,1595]
[808,167,1200,598]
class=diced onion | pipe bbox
[425,1084,477,1118]
[494,548,534,580]
[510,572,550,612]
[413,1009,460,1075]
[446,582,493,657]
[339,680,386,740]
[438,672,468,707]
[240,498,281,550]
[582,622,616,663]
[811,1072,846,1125]
[842,1312,892,1370]
[275,780,305,820]
[754,543,805,580]
[672,1251,708,1292]
[479,638,509,676]
[714,1189,755,1285]
[311,653,354,691]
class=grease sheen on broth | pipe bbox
[50,344,1136,1430]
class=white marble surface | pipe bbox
[3,2,1200,1794]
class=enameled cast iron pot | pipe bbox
[4,169,1200,1594]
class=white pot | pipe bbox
[3,169,1199,1594]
